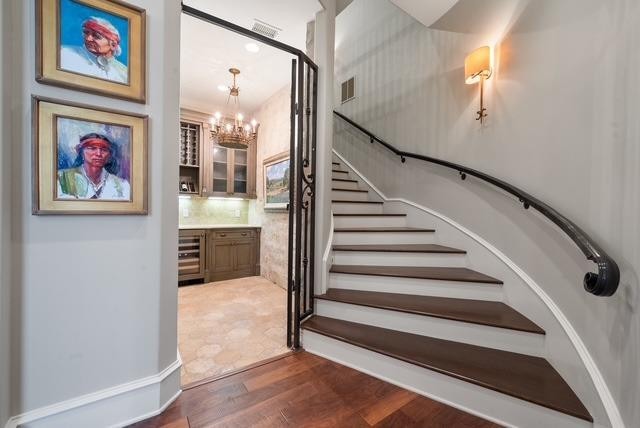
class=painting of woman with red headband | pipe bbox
[59,0,129,83]
[33,98,148,214]
[56,120,132,200]
[37,0,146,102]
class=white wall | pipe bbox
[335,0,639,427]
[3,0,182,426]
[1,3,12,427]
[315,0,336,292]
[250,85,292,289]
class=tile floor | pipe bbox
[178,276,289,386]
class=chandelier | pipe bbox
[210,68,258,149]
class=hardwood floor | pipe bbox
[130,351,501,428]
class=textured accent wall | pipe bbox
[250,85,292,290]
[178,197,249,225]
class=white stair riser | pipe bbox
[329,273,503,301]
[332,203,383,215]
[315,300,545,357]
[333,216,407,228]
[332,190,370,201]
[333,231,435,245]
[331,180,360,190]
[333,251,466,267]
[302,332,591,428]
[332,172,350,180]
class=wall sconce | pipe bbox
[465,46,492,124]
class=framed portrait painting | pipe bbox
[33,97,148,215]
[263,152,290,211]
[36,0,146,103]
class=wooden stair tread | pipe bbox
[332,178,357,183]
[332,243,461,252]
[333,214,407,217]
[332,161,340,165]
[333,227,434,233]
[331,188,368,192]
[330,265,502,284]
[332,170,349,174]
[332,200,383,204]
[302,316,591,422]
[316,289,544,334]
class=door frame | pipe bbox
[181,4,319,350]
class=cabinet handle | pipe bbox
[241,232,247,236]
[220,233,226,237]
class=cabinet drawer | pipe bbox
[212,230,256,240]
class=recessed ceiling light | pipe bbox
[245,43,260,53]
[217,85,228,92]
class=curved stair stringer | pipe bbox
[318,150,623,428]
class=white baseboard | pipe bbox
[5,358,182,428]
[332,149,624,428]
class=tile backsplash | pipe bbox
[178,197,250,225]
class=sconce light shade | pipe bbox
[465,46,492,84]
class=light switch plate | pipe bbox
[233,209,241,218]
[182,208,189,217]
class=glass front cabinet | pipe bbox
[180,110,257,199]
[208,136,255,198]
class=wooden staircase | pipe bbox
[301,160,595,427]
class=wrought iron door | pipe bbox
[287,56,318,349]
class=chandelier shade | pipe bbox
[211,68,258,149]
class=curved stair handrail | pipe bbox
[333,110,620,297]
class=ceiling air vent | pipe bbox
[251,19,282,39]
[341,76,355,104]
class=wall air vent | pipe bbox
[341,76,355,103]
[251,19,282,39]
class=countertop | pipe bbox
[179,224,261,230]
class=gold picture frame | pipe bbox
[33,96,148,215]
[36,0,146,103]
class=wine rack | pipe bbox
[180,122,200,166]
[179,121,201,194]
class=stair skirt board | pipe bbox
[333,250,467,267]
[333,231,436,244]
[303,331,591,428]
[333,216,407,228]
[314,299,545,357]
[329,273,504,301]
[332,203,383,215]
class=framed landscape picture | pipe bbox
[263,152,290,210]
[36,0,146,102]
[33,96,148,214]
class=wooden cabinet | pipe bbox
[206,132,257,198]
[180,109,256,199]
[210,239,235,278]
[178,227,261,284]
[178,229,206,281]
[207,228,261,282]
